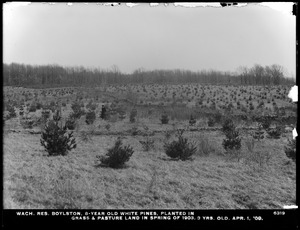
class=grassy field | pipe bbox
[3,85,296,209]
[3,125,296,209]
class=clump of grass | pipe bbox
[244,137,272,169]
[139,137,155,152]
[197,134,216,156]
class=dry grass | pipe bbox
[3,127,296,209]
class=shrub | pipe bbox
[266,126,282,139]
[222,119,241,153]
[164,129,197,161]
[97,138,134,168]
[118,110,126,120]
[29,104,37,112]
[261,116,272,130]
[252,124,264,141]
[189,114,197,126]
[222,118,235,134]
[19,106,24,116]
[7,105,16,118]
[85,109,96,125]
[36,102,43,110]
[20,116,35,129]
[65,118,76,130]
[71,101,85,119]
[284,138,296,162]
[160,113,169,124]
[222,129,242,152]
[86,101,97,111]
[129,108,137,123]
[41,110,51,122]
[207,117,215,127]
[100,105,109,120]
[40,111,76,156]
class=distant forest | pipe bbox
[3,63,295,87]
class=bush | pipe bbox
[40,111,76,156]
[129,108,137,123]
[222,119,241,153]
[85,109,96,125]
[222,130,242,151]
[261,116,272,130]
[36,102,43,110]
[100,105,108,120]
[252,124,264,141]
[97,138,134,168]
[164,129,197,161]
[160,113,169,124]
[189,114,197,126]
[222,118,235,134]
[266,126,282,139]
[284,138,296,162]
[86,101,97,111]
[41,110,51,122]
[65,118,76,130]
[19,106,24,116]
[7,105,17,118]
[20,116,35,129]
[71,101,85,119]
[207,117,215,127]
[29,104,37,112]
[118,110,126,120]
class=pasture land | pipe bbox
[3,84,297,209]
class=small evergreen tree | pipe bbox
[189,114,197,126]
[71,101,85,119]
[19,106,24,116]
[261,116,272,130]
[222,129,242,151]
[160,113,169,124]
[97,138,134,168]
[222,118,235,134]
[252,123,264,141]
[118,110,126,120]
[85,109,96,125]
[7,105,16,118]
[40,111,76,156]
[207,117,215,127]
[65,117,76,130]
[266,126,282,139]
[164,129,197,161]
[284,138,296,162]
[130,108,137,123]
[100,105,108,120]
[222,119,241,153]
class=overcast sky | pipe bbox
[3,3,296,76]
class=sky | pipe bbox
[3,2,296,76]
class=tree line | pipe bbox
[3,63,294,87]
